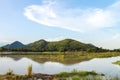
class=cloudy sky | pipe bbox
[0,0,120,49]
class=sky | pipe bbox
[0,0,120,49]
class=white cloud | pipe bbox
[24,0,120,32]
[44,36,66,41]
[90,33,120,49]
[0,39,12,43]
[113,33,120,39]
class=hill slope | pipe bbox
[27,39,48,51]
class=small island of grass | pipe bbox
[113,61,120,65]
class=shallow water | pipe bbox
[0,56,120,77]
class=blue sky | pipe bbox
[0,0,120,49]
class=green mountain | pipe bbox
[27,39,48,51]
[3,41,25,49]
[1,39,106,52]
[25,39,101,52]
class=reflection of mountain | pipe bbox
[10,57,22,61]
[30,58,91,65]
[19,56,91,65]
[4,55,89,65]
[0,56,22,61]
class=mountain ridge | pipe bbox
[1,39,107,52]
[25,39,103,52]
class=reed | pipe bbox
[27,64,32,77]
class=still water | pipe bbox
[0,56,120,77]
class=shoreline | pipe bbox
[0,70,120,80]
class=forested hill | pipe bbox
[0,39,107,52]
[26,39,99,52]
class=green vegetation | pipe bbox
[0,74,31,80]
[54,70,106,80]
[1,38,120,53]
[113,61,120,65]
[25,39,107,52]
[0,70,119,80]
[0,69,31,80]
[56,70,99,77]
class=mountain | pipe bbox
[25,39,101,52]
[3,41,25,49]
[1,39,106,52]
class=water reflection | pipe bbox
[0,56,120,77]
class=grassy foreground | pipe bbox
[0,70,119,80]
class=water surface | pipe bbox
[0,56,120,77]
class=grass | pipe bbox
[56,70,99,77]
[0,74,29,80]
[0,69,120,80]
[54,70,120,80]
[54,70,119,80]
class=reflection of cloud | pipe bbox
[24,0,120,32]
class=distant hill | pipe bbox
[1,39,106,52]
[3,41,25,49]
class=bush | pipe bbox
[72,75,79,80]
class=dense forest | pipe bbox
[0,39,116,52]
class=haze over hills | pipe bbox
[1,39,107,52]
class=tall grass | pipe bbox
[27,64,32,77]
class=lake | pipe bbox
[0,56,120,77]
